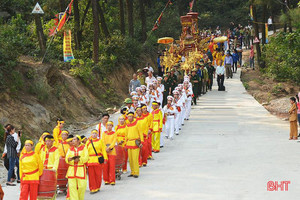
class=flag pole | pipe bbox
[41,1,73,63]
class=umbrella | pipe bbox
[213,36,228,43]
[157,37,174,44]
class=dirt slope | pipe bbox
[0,56,139,143]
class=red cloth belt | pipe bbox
[21,168,39,180]
[89,154,102,157]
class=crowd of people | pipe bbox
[2,23,298,200]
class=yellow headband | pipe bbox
[142,105,147,109]
[91,130,98,135]
[61,130,69,135]
[107,121,114,126]
[152,102,158,105]
[45,138,54,141]
[75,135,81,141]
[25,140,33,145]
[66,138,73,142]
[136,107,142,111]
[127,113,134,117]
[42,132,50,136]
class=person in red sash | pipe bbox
[142,105,153,159]
[19,140,43,200]
[86,130,108,193]
[103,121,117,185]
[96,113,110,139]
[115,116,128,172]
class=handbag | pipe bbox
[135,139,141,147]
[90,140,104,164]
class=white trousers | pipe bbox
[175,113,181,134]
[185,99,192,119]
[181,106,186,125]
[165,116,175,139]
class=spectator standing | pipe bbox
[288,97,298,140]
[296,93,300,136]
[5,125,20,186]
[216,60,225,91]
[137,69,145,85]
[232,49,239,73]
[145,70,156,88]
[268,16,273,30]
[223,51,233,79]
[129,74,141,93]
[249,45,255,70]
[157,55,163,77]
[236,44,243,67]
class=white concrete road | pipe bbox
[3,68,300,200]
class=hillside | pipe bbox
[0,55,152,145]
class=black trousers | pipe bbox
[217,75,224,90]
[208,76,213,90]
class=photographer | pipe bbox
[5,125,20,186]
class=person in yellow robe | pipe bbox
[86,130,108,193]
[65,135,89,200]
[151,101,163,153]
[103,121,117,185]
[58,130,69,158]
[40,135,59,170]
[125,112,144,178]
[53,118,65,146]
[135,107,149,167]
[115,115,128,172]
[19,140,43,200]
[34,131,50,155]
[142,104,153,159]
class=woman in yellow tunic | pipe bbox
[53,118,64,146]
[135,107,149,167]
[289,97,298,140]
[115,115,128,172]
[86,130,108,193]
[151,102,163,153]
[40,135,59,170]
[103,121,117,185]
[34,131,50,155]
[125,112,144,178]
[19,140,43,200]
[58,130,70,158]
[65,135,89,200]
[142,105,153,159]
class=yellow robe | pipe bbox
[19,150,43,183]
[115,124,127,147]
[58,140,70,158]
[86,138,108,166]
[40,145,60,170]
[151,109,163,132]
[53,125,62,146]
[65,144,89,200]
[125,120,144,176]
[102,131,117,156]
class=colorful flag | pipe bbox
[151,0,172,32]
[265,23,268,43]
[63,30,74,62]
[189,0,195,12]
[250,5,253,20]
[49,0,74,36]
